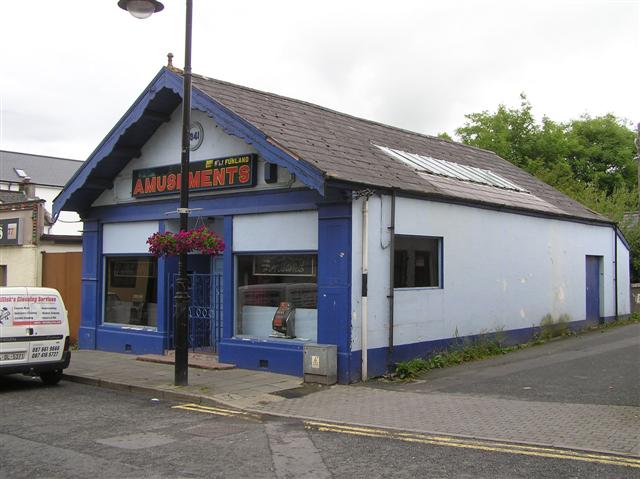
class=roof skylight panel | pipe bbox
[375,145,527,193]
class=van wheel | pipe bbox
[39,370,63,385]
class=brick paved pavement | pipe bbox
[62,325,640,458]
[247,386,640,456]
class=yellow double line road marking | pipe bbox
[172,403,261,421]
[304,421,640,469]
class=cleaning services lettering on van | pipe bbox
[0,287,71,384]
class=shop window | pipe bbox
[0,265,6,286]
[236,253,317,341]
[394,235,441,288]
[104,256,158,328]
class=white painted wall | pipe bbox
[0,246,39,286]
[617,234,631,315]
[92,109,304,207]
[352,195,630,351]
[0,182,82,236]
[233,210,318,252]
[36,185,82,236]
[103,221,160,254]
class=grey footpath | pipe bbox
[63,328,640,459]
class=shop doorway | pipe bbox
[167,256,223,352]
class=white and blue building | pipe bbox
[53,67,631,383]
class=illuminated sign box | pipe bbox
[0,218,23,246]
[132,154,257,198]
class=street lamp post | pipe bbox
[118,0,192,386]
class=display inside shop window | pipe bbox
[104,256,158,328]
[236,254,317,341]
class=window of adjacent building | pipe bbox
[236,253,317,341]
[394,235,442,288]
[0,265,6,286]
[104,256,158,328]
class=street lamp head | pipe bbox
[117,0,164,19]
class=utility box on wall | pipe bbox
[303,343,337,385]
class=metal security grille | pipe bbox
[376,145,527,192]
[168,272,223,353]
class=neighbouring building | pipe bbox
[0,150,84,236]
[0,151,84,338]
[53,66,631,383]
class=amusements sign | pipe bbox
[132,154,257,198]
[0,294,63,326]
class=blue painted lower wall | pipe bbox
[354,317,623,380]
[95,327,166,355]
[219,338,306,376]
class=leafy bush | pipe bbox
[395,358,429,380]
[393,332,514,380]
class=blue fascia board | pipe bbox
[85,188,322,223]
[54,68,175,217]
[55,68,326,217]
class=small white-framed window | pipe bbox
[394,235,442,288]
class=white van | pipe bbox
[0,287,71,385]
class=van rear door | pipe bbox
[26,288,67,365]
[0,288,32,367]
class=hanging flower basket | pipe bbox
[147,226,224,257]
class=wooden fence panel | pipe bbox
[42,252,82,342]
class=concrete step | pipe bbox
[136,351,235,370]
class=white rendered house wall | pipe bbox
[37,185,82,236]
[351,194,629,352]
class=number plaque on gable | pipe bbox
[189,121,204,151]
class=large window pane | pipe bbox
[236,254,317,341]
[104,256,158,328]
[394,236,441,288]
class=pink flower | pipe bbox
[147,227,224,257]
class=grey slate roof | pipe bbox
[191,73,609,224]
[0,150,83,187]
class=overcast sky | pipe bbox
[0,0,637,161]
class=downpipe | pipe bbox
[361,196,369,382]
[388,191,396,353]
[614,226,618,319]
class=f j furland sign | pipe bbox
[131,154,258,198]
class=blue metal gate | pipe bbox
[168,272,223,352]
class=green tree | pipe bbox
[456,94,538,168]
[565,114,637,194]
[450,97,639,279]
[452,96,636,203]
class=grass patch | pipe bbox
[394,332,517,380]
[534,313,572,343]
[588,312,640,331]
[393,313,640,381]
